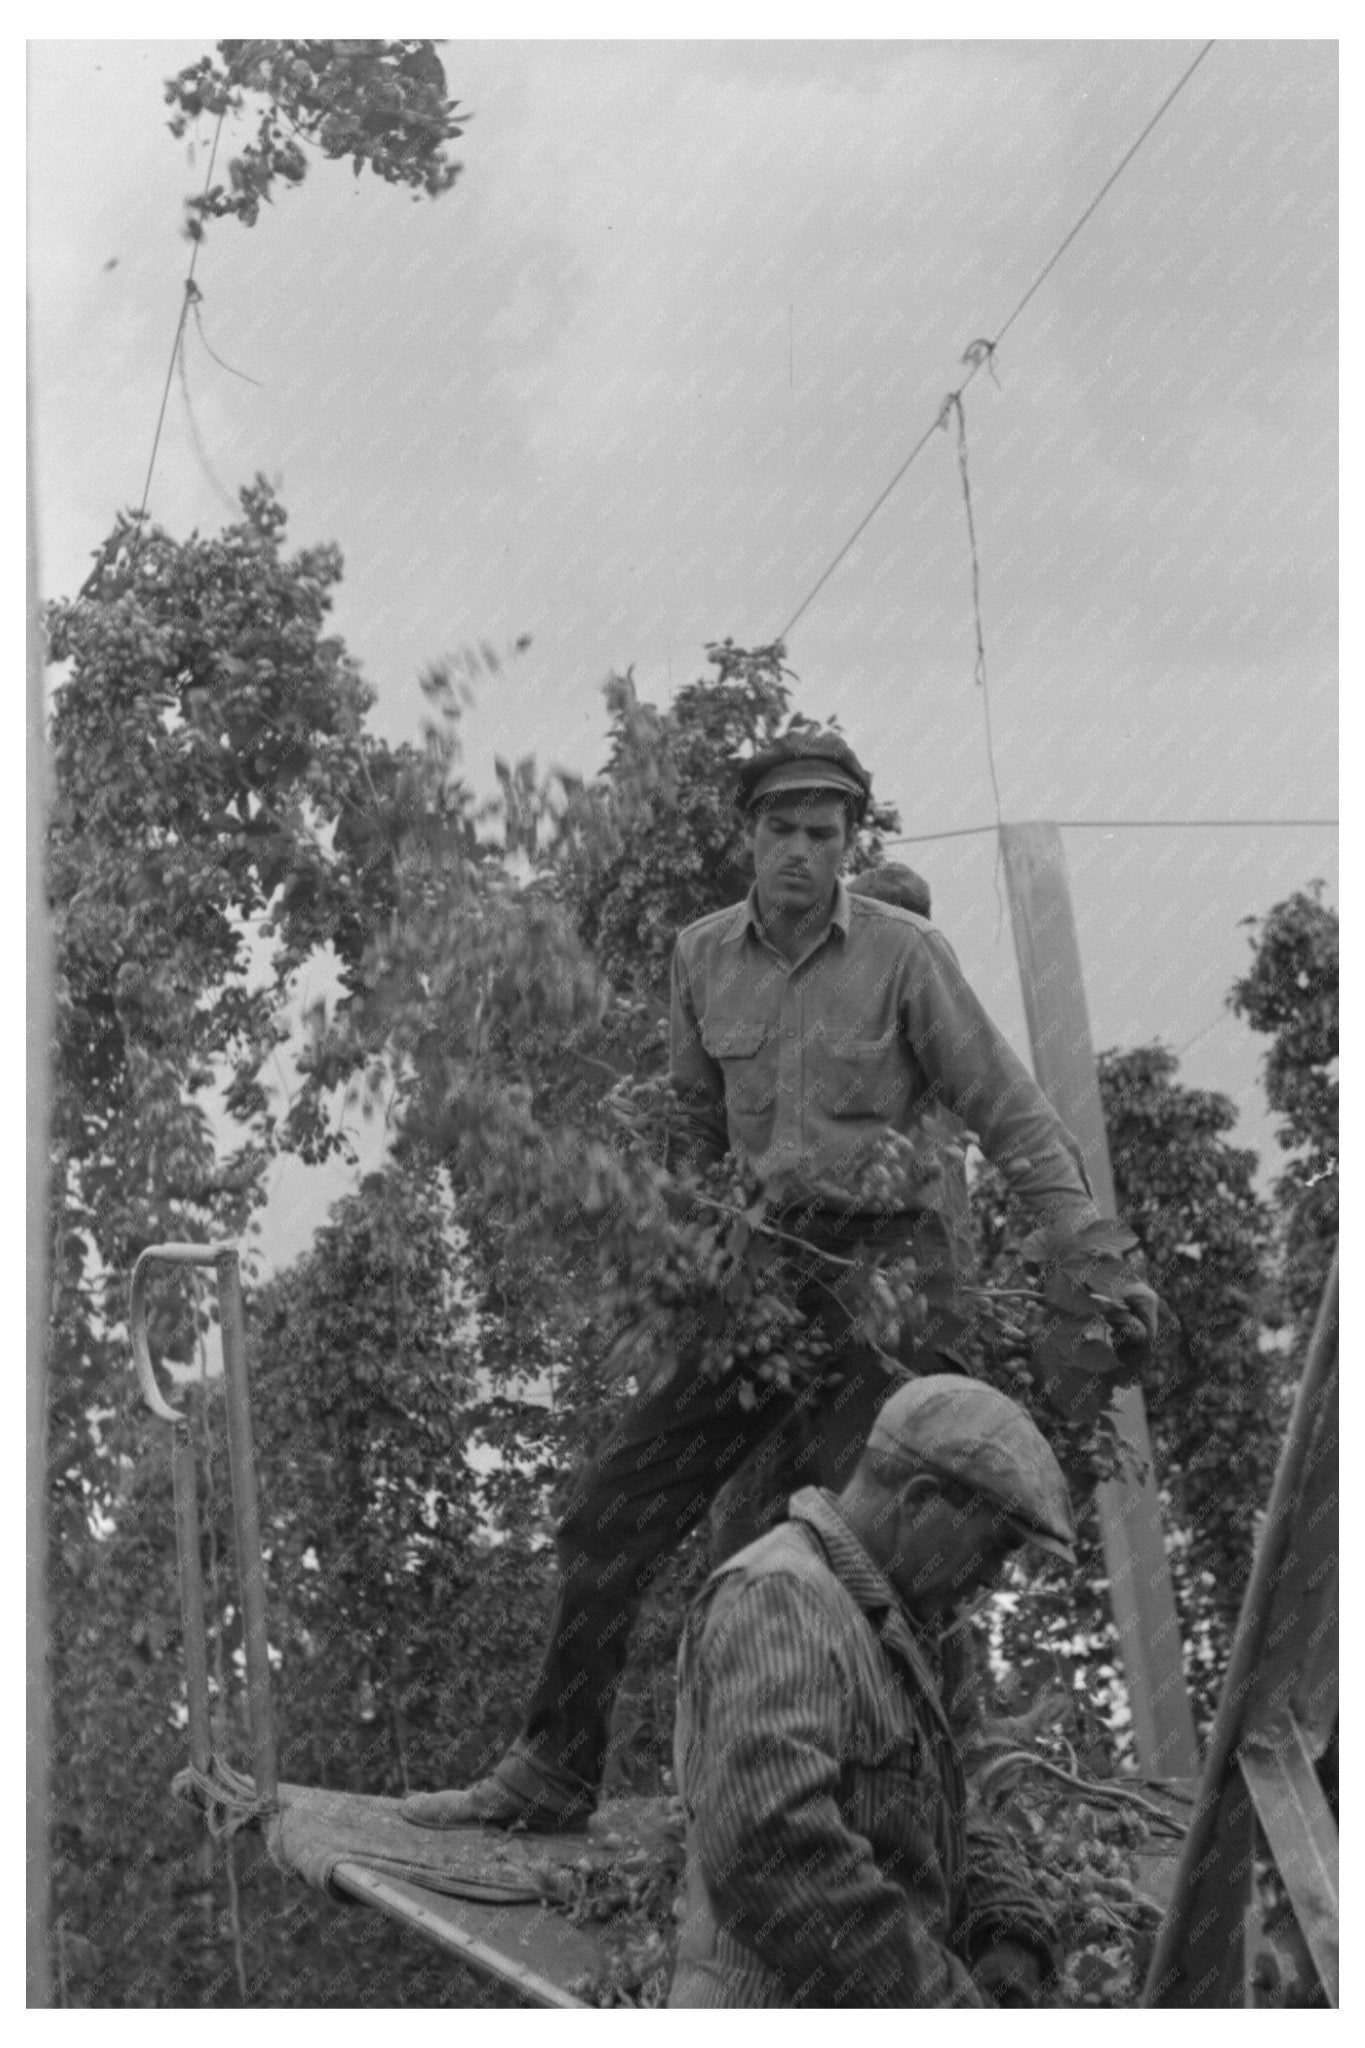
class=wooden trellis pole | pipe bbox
[27,402,51,2010]
[1000,823,1200,1779]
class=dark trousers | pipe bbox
[515,1210,970,1792]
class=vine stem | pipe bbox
[223,1838,250,2004]
[961,1286,1040,1304]
[686,1194,861,1267]
[978,1750,1188,1834]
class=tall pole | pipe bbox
[215,1250,279,1804]
[27,373,51,2006]
[1000,823,1198,1779]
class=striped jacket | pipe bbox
[669,1487,1056,2007]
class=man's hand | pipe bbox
[972,1937,1044,2007]
[1104,1277,1161,1369]
[1118,1278,1160,1344]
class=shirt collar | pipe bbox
[787,1485,901,1617]
[789,1486,952,1713]
[728,879,852,947]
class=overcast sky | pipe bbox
[29,38,1338,1267]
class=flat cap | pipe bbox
[849,862,932,918]
[733,729,872,819]
[867,1374,1076,1565]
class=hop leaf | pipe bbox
[1031,1318,1125,1423]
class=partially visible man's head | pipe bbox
[841,1375,1076,1619]
[848,863,933,918]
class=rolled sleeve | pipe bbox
[688,1576,981,2007]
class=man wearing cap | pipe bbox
[402,729,1154,1835]
[669,728,1152,1495]
[669,1376,1073,2008]
[706,856,977,1558]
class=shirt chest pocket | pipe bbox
[817,1024,906,1120]
[701,1020,777,1116]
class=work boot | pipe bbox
[400,1750,596,1833]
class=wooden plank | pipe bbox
[1240,1728,1339,2008]
[1241,1363,1338,1754]
[331,1863,593,2009]
[999,823,1199,1779]
[1144,1766,1256,2007]
[1142,1259,1339,2008]
[311,1794,679,2004]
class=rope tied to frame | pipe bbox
[172,1759,278,1840]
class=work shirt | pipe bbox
[669,881,1097,1229]
[669,1487,1058,2007]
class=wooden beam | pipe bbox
[27,383,51,2009]
[1142,1258,1339,2008]
[1240,1362,1338,1755]
[1240,1728,1338,2007]
[1000,823,1199,1779]
[1143,1765,1256,2007]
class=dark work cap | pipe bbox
[848,862,932,917]
[733,729,872,820]
[866,1375,1076,1565]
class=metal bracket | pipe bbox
[130,1242,236,1422]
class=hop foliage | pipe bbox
[972,1045,1287,1742]
[45,474,1312,2006]
[1229,883,1338,1321]
[165,41,465,233]
[594,1081,1144,1488]
[533,1805,687,2009]
[961,1693,1179,2009]
[547,641,898,1000]
[46,482,384,1522]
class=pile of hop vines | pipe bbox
[595,1159,825,1401]
[532,1801,687,2009]
[967,1715,1183,2008]
[595,1096,943,1402]
[535,1741,1184,2008]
